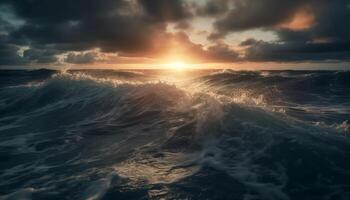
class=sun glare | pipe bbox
[168,62,187,70]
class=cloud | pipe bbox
[0,43,27,65]
[157,32,240,63]
[0,0,349,66]
[212,0,310,33]
[196,0,230,16]
[209,0,350,62]
[23,48,58,64]
[65,52,97,64]
[5,0,163,53]
[0,0,200,66]
[138,0,193,22]
[205,43,239,62]
[239,38,259,47]
[242,39,350,62]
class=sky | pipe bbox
[0,0,350,69]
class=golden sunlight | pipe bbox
[167,61,188,70]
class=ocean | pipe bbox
[0,69,349,200]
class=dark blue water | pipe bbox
[0,69,349,200]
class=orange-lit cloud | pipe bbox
[279,8,315,31]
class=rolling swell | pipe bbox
[0,70,349,200]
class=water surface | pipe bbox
[0,69,349,200]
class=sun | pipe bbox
[168,61,187,70]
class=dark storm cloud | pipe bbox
[0,44,27,65]
[0,0,200,66]
[138,0,192,22]
[0,41,59,65]
[65,52,97,64]
[23,48,59,64]
[3,0,162,53]
[196,0,230,16]
[0,18,12,34]
[212,0,310,33]
[0,0,350,66]
[0,27,28,65]
[239,38,259,47]
[205,43,239,62]
[242,39,350,62]
[209,0,350,62]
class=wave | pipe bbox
[200,70,350,87]
[0,70,350,200]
